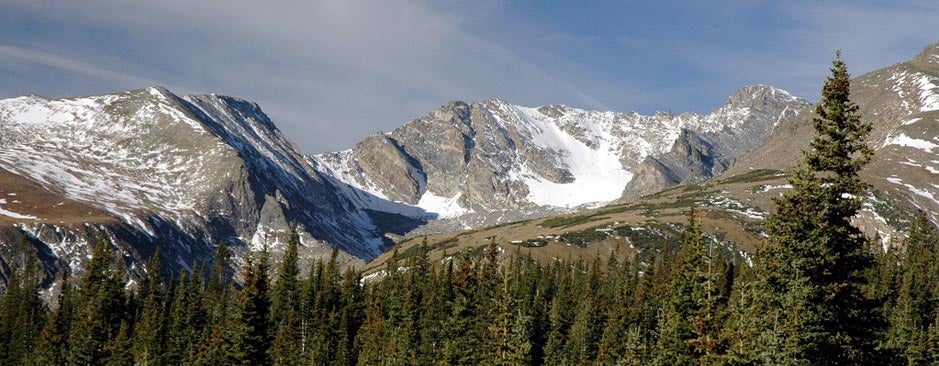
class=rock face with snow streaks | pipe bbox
[315,85,811,226]
[0,87,384,282]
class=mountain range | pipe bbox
[1,40,937,286]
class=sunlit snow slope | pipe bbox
[314,85,809,227]
[0,87,384,278]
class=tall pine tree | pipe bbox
[239,247,273,366]
[744,51,880,365]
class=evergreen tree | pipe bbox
[0,247,46,365]
[270,227,302,365]
[165,271,200,364]
[272,310,303,366]
[190,302,246,366]
[103,321,133,366]
[336,267,365,366]
[542,259,581,365]
[654,209,723,365]
[355,292,386,366]
[68,237,128,366]
[927,307,939,364]
[239,248,273,365]
[886,213,939,364]
[441,256,484,364]
[132,251,165,366]
[205,243,232,325]
[746,51,880,365]
[272,225,301,328]
[30,272,74,365]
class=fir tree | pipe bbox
[30,271,74,365]
[746,51,880,365]
[272,225,301,328]
[0,247,46,365]
[886,213,939,364]
[239,248,273,366]
[654,209,723,365]
[68,237,128,366]
[132,251,165,366]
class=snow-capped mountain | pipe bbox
[5,40,936,287]
[0,87,385,279]
[313,85,810,228]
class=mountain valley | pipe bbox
[0,40,937,287]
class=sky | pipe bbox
[2,1,938,154]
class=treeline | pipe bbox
[1,211,938,365]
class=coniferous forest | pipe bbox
[2,57,939,366]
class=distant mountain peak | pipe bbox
[912,39,939,65]
[724,84,804,110]
[315,86,811,226]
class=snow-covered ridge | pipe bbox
[314,85,808,220]
[0,87,221,231]
[0,86,386,260]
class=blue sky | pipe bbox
[2,1,938,153]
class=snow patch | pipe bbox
[916,75,939,112]
[0,198,37,219]
[709,196,766,219]
[887,177,939,206]
[757,184,792,193]
[883,133,939,152]
[417,191,469,218]
[511,106,634,208]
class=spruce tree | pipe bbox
[30,272,74,365]
[68,237,128,366]
[886,213,939,364]
[272,225,301,328]
[103,321,133,366]
[747,51,879,365]
[270,227,302,364]
[0,247,46,365]
[132,251,165,366]
[336,267,365,366]
[654,209,723,365]
[205,243,232,325]
[239,248,273,366]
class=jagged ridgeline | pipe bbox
[0,85,808,283]
[0,39,937,296]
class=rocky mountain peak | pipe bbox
[432,101,472,126]
[535,104,568,119]
[912,40,939,65]
[316,85,810,227]
[724,84,804,111]
[0,87,380,284]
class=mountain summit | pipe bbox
[314,85,810,228]
[0,83,808,281]
[0,87,384,278]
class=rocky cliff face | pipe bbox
[622,85,811,198]
[316,85,810,227]
[0,87,386,283]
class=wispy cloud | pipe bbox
[2,1,937,152]
[0,45,154,89]
[1,0,620,153]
